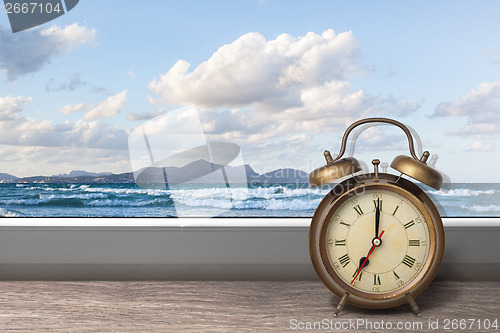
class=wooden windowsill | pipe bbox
[0,280,498,332]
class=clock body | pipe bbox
[309,172,445,309]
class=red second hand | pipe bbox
[351,230,385,284]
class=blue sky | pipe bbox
[0,1,499,182]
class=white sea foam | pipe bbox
[0,199,41,205]
[25,186,62,191]
[428,189,495,197]
[0,208,22,216]
[78,185,327,211]
[169,186,328,201]
[81,185,328,201]
[460,205,500,213]
[39,193,108,200]
[29,185,95,192]
[174,197,322,211]
[263,198,323,210]
[86,198,168,207]
[84,187,168,196]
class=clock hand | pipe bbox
[374,197,380,240]
[351,230,385,284]
[359,256,369,269]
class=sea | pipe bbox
[0,182,499,218]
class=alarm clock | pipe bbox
[308,118,445,317]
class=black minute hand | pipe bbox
[374,197,380,239]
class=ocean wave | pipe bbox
[0,208,22,217]
[86,198,171,207]
[260,198,322,211]
[26,184,92,192]
[0,199,40,205]
[0,198,85,207]
[175,197,322,211]
[39,193,108,200]
[0,197,171,207]
[169,186,328,201]
[84,187,169,196]
[81,185,328,201]
[24,186,68,192]
[428,189,495,197]
[460,205,500,213]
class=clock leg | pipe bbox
[333,293,349,317]
[405,293,422,317]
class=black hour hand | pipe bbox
[359,256,369,270]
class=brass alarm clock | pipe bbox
[308,118,445,317]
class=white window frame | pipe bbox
[0,217,498,280]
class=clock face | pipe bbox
[325,188,430,294]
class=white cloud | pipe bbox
[354,126,410,152]
[446,123,497,136]
[64,120,129,150]
[59,103,90,114]
[0,96,32,120]
[83,91,127,120]
[0,95,128,150]
[465,141,496,152]
[434,81,500,116]
[147,30,421,172]
[150,30,418,143]
[0,23,96,81]
[149,30,362,108]
[58,91,128,118]
[39,23,95,48]
[434,81,500,136]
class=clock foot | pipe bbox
[333,293,349,317]
[405,293,422,317]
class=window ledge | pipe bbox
[0,217,498,280]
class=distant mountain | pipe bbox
[133,162,308,185]
[53,170,112,178]
[134,160,259,185]
[2,160,308,185]
[251,168,309,184]
[0,173,18,182]
[13,172,134,184]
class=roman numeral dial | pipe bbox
[353,205,363,216]
[402,255,416,268]
[373,200,383,211]
[338,254,351,267]
[335,239,346,246]
[404,220,415,229]
[373,274,381,285]
[408,240,420,247]
[325,189,430,294]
